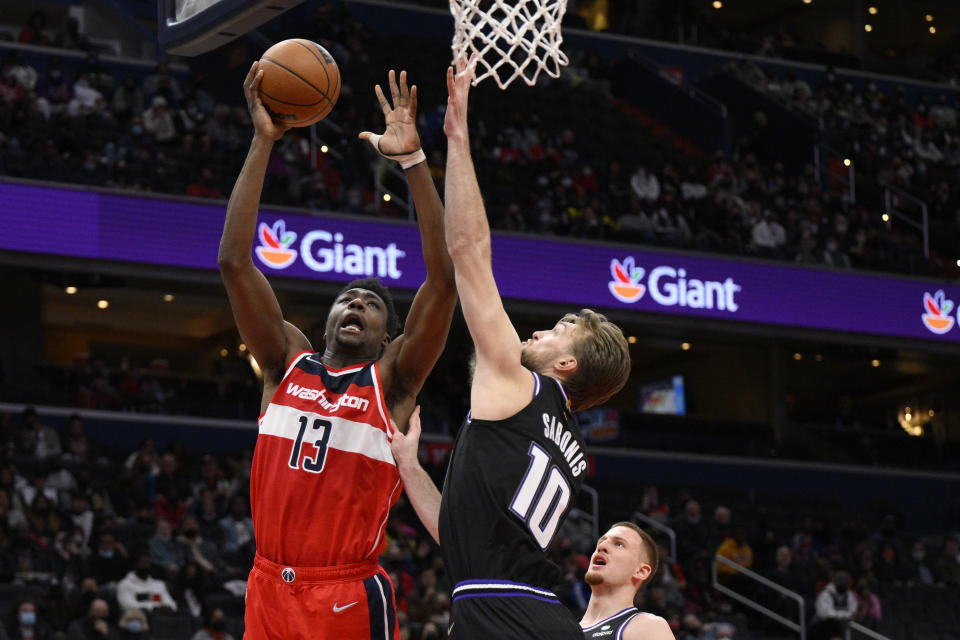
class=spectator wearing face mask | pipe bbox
[812,571,857,640]
[66,598,118,640]
[89,532,130,586]
[115,610,151,639]
[190,609,233,640]
[116,553,177,613]
[904,540,934,585]
[10,599,53,640]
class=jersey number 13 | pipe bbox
[288,415,332,473]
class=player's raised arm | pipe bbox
[443,55,532,420]
[218,62,310,384]
[390,406,441,544]
[361,70,457,428]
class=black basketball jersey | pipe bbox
[438,372,587,589]
[581,607,640,639]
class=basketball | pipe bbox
[258,38,341,127]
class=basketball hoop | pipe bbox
[449,0,569,90]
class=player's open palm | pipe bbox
[360,69,420,155]
[244,61,288,141]
[390,405,422,469]
[444,53,476,142]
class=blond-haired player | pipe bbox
[580,523,673,640]
[389,54,631,640]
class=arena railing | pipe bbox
[712,554,806,640]
[845,621,892,640]
[581,484,599,541]
[883,186,929,259]
[631,512,677,564]
[814,144,856,204]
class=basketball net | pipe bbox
[449,0,569,90]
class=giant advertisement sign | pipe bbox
[2,181,959,343]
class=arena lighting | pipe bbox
[238,343,247,352]
[929,26,936,34]
[219,348,229,357]
[871,359,881,367]
[925,14,934,21]
[815,354,823,361]
[681,342,691,351]
[383,194,392,202]
[627,336,637,344]
[65,286,77,294]
[843,158,852,166]
[898,406,927,437]
[712,0,722,9]
[864,24,873,32]
[868,6,877,14]
[802,0,812,4]
[956,259,960,267]
[97,299,109,309]
[793,352,803,360]
[163,294,175,302]
[882,213,890,222]
[320,145,329,153]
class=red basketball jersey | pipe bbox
[252,351,401,567]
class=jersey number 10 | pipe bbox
[509,442,572,549]
[288,415,332,473]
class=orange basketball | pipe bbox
[258,39,340,127]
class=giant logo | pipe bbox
[254,218,406,279]
[922,290,955,335]
[255,220,298,269]
[608,257,645,303]
[607,257,741,312]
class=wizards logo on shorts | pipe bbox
[608,257,645,303]
[921,290,955,335]
[255,220,298,269]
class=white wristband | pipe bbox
[367,133,426,169]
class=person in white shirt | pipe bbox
[116,553,178,613]
[812,571,857,640]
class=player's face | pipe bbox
[584,526,649,588]
[325,288,389,352]
[520,320,578,374]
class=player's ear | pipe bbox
[635,562,652,583]
[554,356,577,375]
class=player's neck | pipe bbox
[581,585,638,627]
[321,345,378,369]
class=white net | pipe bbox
[450,0,569,90]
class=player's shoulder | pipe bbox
[623,612,672,640]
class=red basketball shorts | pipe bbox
[244,553,400,640]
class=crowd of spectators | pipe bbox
[1,4,957,278]
[635,489,960,640]
[731,60,960,274]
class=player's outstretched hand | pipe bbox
[244,61,288,141]
[443,52,476,143]
[359,69,421,156]
[390,405,423,470]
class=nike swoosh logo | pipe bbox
[333,601,359,613]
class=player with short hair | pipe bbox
[580,522,673,640]
[219,62,456,640]
[389,55,631,640]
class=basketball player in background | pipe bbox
[390,55,631,639]
[580,523,673,640]
[218,62,455,639]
